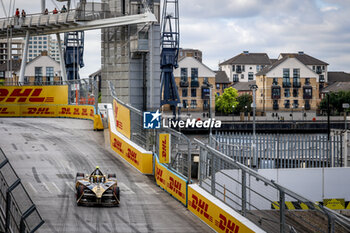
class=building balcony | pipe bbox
[203,105,209,111]
[284,103,290,109]
[236,69,242,74]
[316,69,322,74]
[319,78,325,83]
[303,94,312,99]
[282,82,291,88]
[272,81,279,86]
[191,80,199,87]
[293,81,301,88]
[180,80,189,87]
[273,104,279,110]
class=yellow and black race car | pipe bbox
[75,166,120,206]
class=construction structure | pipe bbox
[100,0,161,111]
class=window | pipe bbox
[191,88,197,97]
[233,74,239,82]
[216,92,220,96]
[39,41,42,44]
[43,41,47,44]
[191,68,198,82]
[305,78,310,85]
[191,100,197,109]
[34,37,37,40]
[39,46,42,49]
[216,84,220,89]
[322,66,325,71]
[38,37,42,40]
[29,50,32,53]
[248,72,254,81]
[46,67,54,84]
[202,88,210,99]
[319,75,325,83]
[293,100,299,108]
[272,78,278,85]
[241,74,244,79]
[284,89,290,97]
[312,66,315,71]
[303,87,312,99]
[293,69,300,78]
[34,41,37,44]
[29,54,32,57]
[203,100,209,110]
[284,100,290,108]
[34,67,43,85]
[180,68,188,82]
[242,65,245,72]
[293,89,298,97]
[272,87,281,99]
[34,46,37,49]
[236,65,242,73]
[305,100,310,110]
[43,46,47,49]
[0,71,4,78]
[182,100,188,109]
[223,84,227,90]
[182,88,188,97]
[203,77,208,84]
[283,68,290,87]
[232,65,235,71]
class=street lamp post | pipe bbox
[232,105,235,122]
[250,84,258,168]
[327,92,330,140]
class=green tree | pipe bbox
[215,87,239,114]
[320,91,350,115]
[235,94,252,113]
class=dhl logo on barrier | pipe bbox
[109,127,152,174]
[190,194,213,223]
[272,199,350,210]
[155,156,187,205]
[159,134,170,164]
[188,186,255,233]
[0,86,68,105]
[0,107,15,115]
[0,104,95,120]
[113,99,131,139]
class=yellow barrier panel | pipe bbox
[0,86,68,105]
[0,104,95,120]
[93,114,104,130]
[159,133,171,163]
[109,126,152,174]
[188,185,256,233]
[57,105,95,120]
[113,99,131,139]
[155,156,187,205]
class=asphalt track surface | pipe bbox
[0,118,213,233]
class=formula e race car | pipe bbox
[75,167,120,206]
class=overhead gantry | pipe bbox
[0,1,157,83]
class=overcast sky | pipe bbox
[1,0,350,77]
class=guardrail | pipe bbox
[0,148,44,233]
[195,138,350,233]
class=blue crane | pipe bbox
[160,0,180,117]
[64,31,85,80]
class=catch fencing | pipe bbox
[195,139,350,233]
[214,131,344,169]
[0,148,44,233]
[108,81,152,151]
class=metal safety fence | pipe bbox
[195,139,350,233]
[108,81,152,151]
[155,127,192,181]
[0,148,44,233]
[214,131,344,169]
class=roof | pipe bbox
[328,72,350,83]
[89,69,101,78]
[220,53,271,66]
[0,59,21,72]
[215,71,231,84]
[256,56,288,76]
[231,81,256,91]
[322,82,350,93]
[270,59,278,64]
[280,53,328,66]
[26,52,59,66]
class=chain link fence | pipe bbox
[195,139,350,233]
[0,148,44,233]
[214,131,344,169]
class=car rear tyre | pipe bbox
[76,184,84,204]
[113,186,120,202]
[107,174,116,179]
[76,172,84,178]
